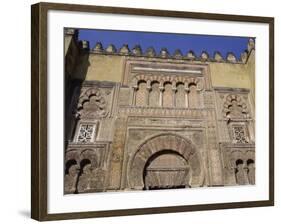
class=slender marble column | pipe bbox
[185,88,189,108]
[159,83,164,107]
[146,80,151,106]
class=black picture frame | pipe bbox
[31,2,274,221]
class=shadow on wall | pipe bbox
[64,28,90,150]
[18,210,30,218]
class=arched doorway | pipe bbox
[143,150,190,190]
[128,134,204,190]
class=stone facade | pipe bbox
[64,29,255,194]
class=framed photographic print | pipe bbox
[31,2,274,221]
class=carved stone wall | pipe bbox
[220,143,255,185]
[64,53,255,194]
[64,143,110,194]
[214,87,255,185]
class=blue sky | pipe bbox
[78,29,251,59]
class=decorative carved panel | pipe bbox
[149,81,160,107]
[77,124,95,143]
[76,87,111,119]
[220,143,255,186]
[118,106,206,118]
[135,81,147,106]
[163,82,173,107]
[222,94,248,120]
[188,84,199,108]
[175,83,186,108]
[232,126,248,143]
[64,143,110,194]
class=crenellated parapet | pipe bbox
[87,38,255,64]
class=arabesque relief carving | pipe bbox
[75,87,109,119]
[222,94,248,120]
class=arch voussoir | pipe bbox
[146,141,158,155]
[157,136,167,150]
